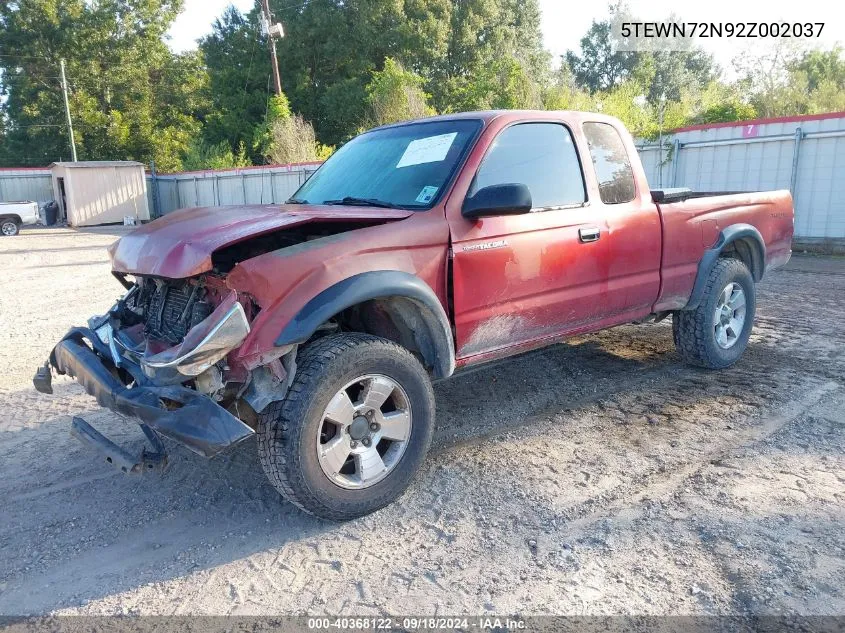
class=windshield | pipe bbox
[291,119,482,209]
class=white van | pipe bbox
[0,201,40,236]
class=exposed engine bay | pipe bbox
[31,210,412,464]
[120,274,242,349]
[101,273,272,409]
[130,277,215,345]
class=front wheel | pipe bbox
[257,333,435,520]
[673,258,756,369]
[1,219,19,236]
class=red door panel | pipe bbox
[446,114,662,364]
[452,208,611,357]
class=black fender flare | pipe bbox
[275,270,456,378]
[684,223,766,311]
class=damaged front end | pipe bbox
[33,273,290,467]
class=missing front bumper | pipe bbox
[35,329,254,458]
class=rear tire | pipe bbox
[1,219,19,236]
[673,258,756,369]
[257,333,435,520]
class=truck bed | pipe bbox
[652,188,794,312]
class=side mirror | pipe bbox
[462,183,532,219]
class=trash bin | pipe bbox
[43,201,59,226]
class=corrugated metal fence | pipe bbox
[0,163,321,220]
[0,169,54,205]
[147,163,322,217]
[637,113,845,243]
[2,114,844,243]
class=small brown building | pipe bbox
[50,161,150,227]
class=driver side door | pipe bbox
[448,121,613,360]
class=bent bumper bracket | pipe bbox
[71,416,167,474]
[37,329,254,458]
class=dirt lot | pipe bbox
[0,227,843,617]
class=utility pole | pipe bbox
[259,0,284,96]
[59,59,78,162]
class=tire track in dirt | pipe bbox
[549,380,840,533]
[1,230,843,616]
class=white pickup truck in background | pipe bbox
[0,201,40,236]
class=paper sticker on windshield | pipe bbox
[415,186,439,204]
[396,132,457,168]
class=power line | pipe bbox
[240,19,261,112]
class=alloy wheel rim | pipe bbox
[316,374,412,490]
[714,282,747,349]
[1,222,16,236]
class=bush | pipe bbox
[266,114,333,164]
[365,58,435,127]
[181,139,252,171]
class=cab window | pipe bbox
[469,123,586,210]
[583,122,637,204]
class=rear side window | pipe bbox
[470,123,585,210]
[583,122,636,204]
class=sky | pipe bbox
[167,0,843,79]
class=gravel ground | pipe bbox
[0,226,843,617]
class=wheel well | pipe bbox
[0,215,22,224]
[720,237,764,282]
[310,296,453,379]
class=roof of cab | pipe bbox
[371,109,621,131]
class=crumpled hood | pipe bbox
[109,204,413,278]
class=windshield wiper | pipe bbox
[285,197,307,204]
[323,196,396,209]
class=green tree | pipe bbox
[0,0,209,170]
[199,0,547,147]
[199,6,271,163]
[732,41,808,117]
[564,19,639,93]
[543,61,595,111]
[789,47,845,114]
[252,92,292,159]
[424,0,549,112]
[632,49,718,105]
[271,0,408,146]
[789,47,845,93]
[365,58,435,127]
[565,4,716,102]
[692,82,757,125]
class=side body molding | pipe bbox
[684,223,766,311]
[275,271,456,378]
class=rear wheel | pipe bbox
[1,219,19,236]
[257,333,435,520]
[673,258,756,369]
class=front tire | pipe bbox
[1,219,19,236]
[257,333,435,520]
[673,258,756,369]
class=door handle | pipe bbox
[579,227,601,243]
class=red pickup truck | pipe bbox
[33,110,794,520]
